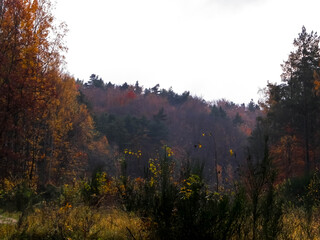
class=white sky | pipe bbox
[54,0,320,104]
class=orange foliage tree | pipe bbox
[0,0,106,187]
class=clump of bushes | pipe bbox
[117,147,254,239]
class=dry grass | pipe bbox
[0,205,152,240]
[280,207,320,240]
[3,204,320,239]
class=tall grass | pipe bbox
[3,206,150,240]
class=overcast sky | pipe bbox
[55,0,320,104]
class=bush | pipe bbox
[0,179,36,212]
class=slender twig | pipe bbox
[126,226,137,240]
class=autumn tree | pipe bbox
[263,26,320,176]
[0,0,62,179]
[0,0,106,187]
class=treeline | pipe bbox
[78,74,262,185]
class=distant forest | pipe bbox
[2,0,320,239]
[76,75,261,185]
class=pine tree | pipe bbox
[265,26,320,176]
